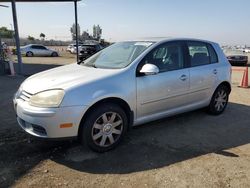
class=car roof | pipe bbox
[22,44,49,49]
[25,44,44,46]
[122,37,217,45]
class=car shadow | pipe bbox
[1,99,250,187]
[51,102,250,174]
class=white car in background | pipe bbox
[21,44,58,57]
[67,43,84,54]
[243,48,250,53]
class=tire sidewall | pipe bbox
[81,103,128,152]
[209,85,229,115]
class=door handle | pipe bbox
[180,74,187,81]
[213,69,217,74]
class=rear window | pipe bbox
[31,45,46,50]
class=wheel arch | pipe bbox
[51,51,58,57]
[217,81,231,93]
[209,81,231,104]
[78,97,134,137]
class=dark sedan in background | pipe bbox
[227,55,248,66]
[79,44,103,61]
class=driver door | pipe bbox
[136,41,190,120]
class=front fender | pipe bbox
[60,71,136,113]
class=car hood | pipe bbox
[22,63,122,94]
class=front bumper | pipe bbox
[14,98,88,138]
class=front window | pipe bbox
[141,42,184,72]
[82,41,154,69]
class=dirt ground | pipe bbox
[0,61,250,187]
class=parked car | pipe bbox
[20,44,58,57]
[243,48,250,53]
[79,44,103,61]
[14,38,231,152]
[67,43,84,54]
[227,55,248,66]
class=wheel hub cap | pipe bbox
[103,123,112,134]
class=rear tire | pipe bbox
[208,85,229,115]
[81,103,128,152]
[26,51,33,57]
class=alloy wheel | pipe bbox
[91,112,123,147]
[214,90,227,112]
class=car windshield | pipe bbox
[82,41,154,69]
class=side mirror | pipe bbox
[140,64,159,75]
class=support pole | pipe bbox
[74,0,79,62]
[11,0,23,74]
[0,38,3,62]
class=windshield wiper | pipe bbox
[81,63,97,68]
[77,59,97,68]
[77,59,84,64]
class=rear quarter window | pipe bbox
[187,41,218,67]
[207,44,218,63]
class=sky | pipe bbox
[1,0,250,45]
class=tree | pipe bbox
[0,27,14,38]
[81,30,91,41]
[27,35,35,41]
[93,24,102,40]
[70,23,80,41]
[40,33,45,40]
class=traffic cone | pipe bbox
[239,66,249,88]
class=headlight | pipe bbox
[29,89,65,108]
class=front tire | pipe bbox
[81,103,128,152]
[208,85,229,115]
[51,52,58,57]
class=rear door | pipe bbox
[30,45,40,56]
[187,41,219,104]
[38,45,50,56]
[31,45,46,56]
[136,41,190,119]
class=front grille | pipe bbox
[19,91,32,102]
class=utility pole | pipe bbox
[74,0,79,62]
[11,0,23,74]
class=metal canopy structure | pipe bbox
[1,0,81,75]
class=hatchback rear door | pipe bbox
[187,41,219,104]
